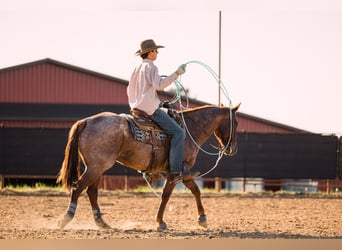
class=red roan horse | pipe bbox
[57,104,240,230]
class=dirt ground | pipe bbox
[0,189,341,239]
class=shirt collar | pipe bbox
[143,59,154,64]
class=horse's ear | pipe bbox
[233,103,241,111]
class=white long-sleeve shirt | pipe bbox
[127,59,178,115]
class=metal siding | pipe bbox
[196,133,338,179]
[0,128,139,176]
[4,60,332,182]
[1,128,338,179]
[0,63,128,104]
[0,103,130,128]
[241,133,338,179]
[0,128,68,175]
[0,60,302,133]
[237,116,293,134]
[0,121,74,128]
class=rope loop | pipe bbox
[142,60,235,193]
[172,60,234,156]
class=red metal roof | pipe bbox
[0,58,128,105]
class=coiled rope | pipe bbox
[142,60,234,195]
[171,60,234,177]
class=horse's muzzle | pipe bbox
[225,144,238,156]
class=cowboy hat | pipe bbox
[135,39,165,56]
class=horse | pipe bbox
[56,104,240,230]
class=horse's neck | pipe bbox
[184,106,227,144]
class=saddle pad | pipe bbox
[126,116,167,145]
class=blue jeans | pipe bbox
[150,108,185,173]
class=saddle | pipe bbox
[128,107,182,145]
[126,106,183,173]
[128,108,166,146]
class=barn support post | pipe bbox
[103,176,108,190]
[242,178,246,192]
[0,175,4,189]
[326,179,330,194]
[215,177,222,192]
[124,175,128,192]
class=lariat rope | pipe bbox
[142,172,162,199]
[172,60,234,177]
[142,60,234,196]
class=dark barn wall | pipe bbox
[0,127,138,177]
[0,128,339,180]
[0,104,133,177]
[0,128,69,176]
[195,133,338,179]
[0,103,130,122]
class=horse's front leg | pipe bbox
[156,176,176,230]
[183,178,207,228]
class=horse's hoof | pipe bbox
[198,215,207,228]
[157,222,167,231]
[58,213,73,229]
[95,218,112,229]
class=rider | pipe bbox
[127,39,189,182]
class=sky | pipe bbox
[1,0,342,134]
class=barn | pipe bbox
[0,58,340,191]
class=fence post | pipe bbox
[103,176,108,190]
[215,177,222,192]
[124,175,128,192]
[0,175,4,189]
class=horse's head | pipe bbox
[214,103,240,156]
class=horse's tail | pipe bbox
[57,119,87,191]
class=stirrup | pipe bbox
[168,172,183,184]
[183,171,200,181]
[182,164,200,181]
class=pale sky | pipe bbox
[1,0,342,134]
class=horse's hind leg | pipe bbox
[87,177,111,229]
[183,178,207,228]
[58,169,100,229]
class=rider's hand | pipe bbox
[176,64,186,76]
